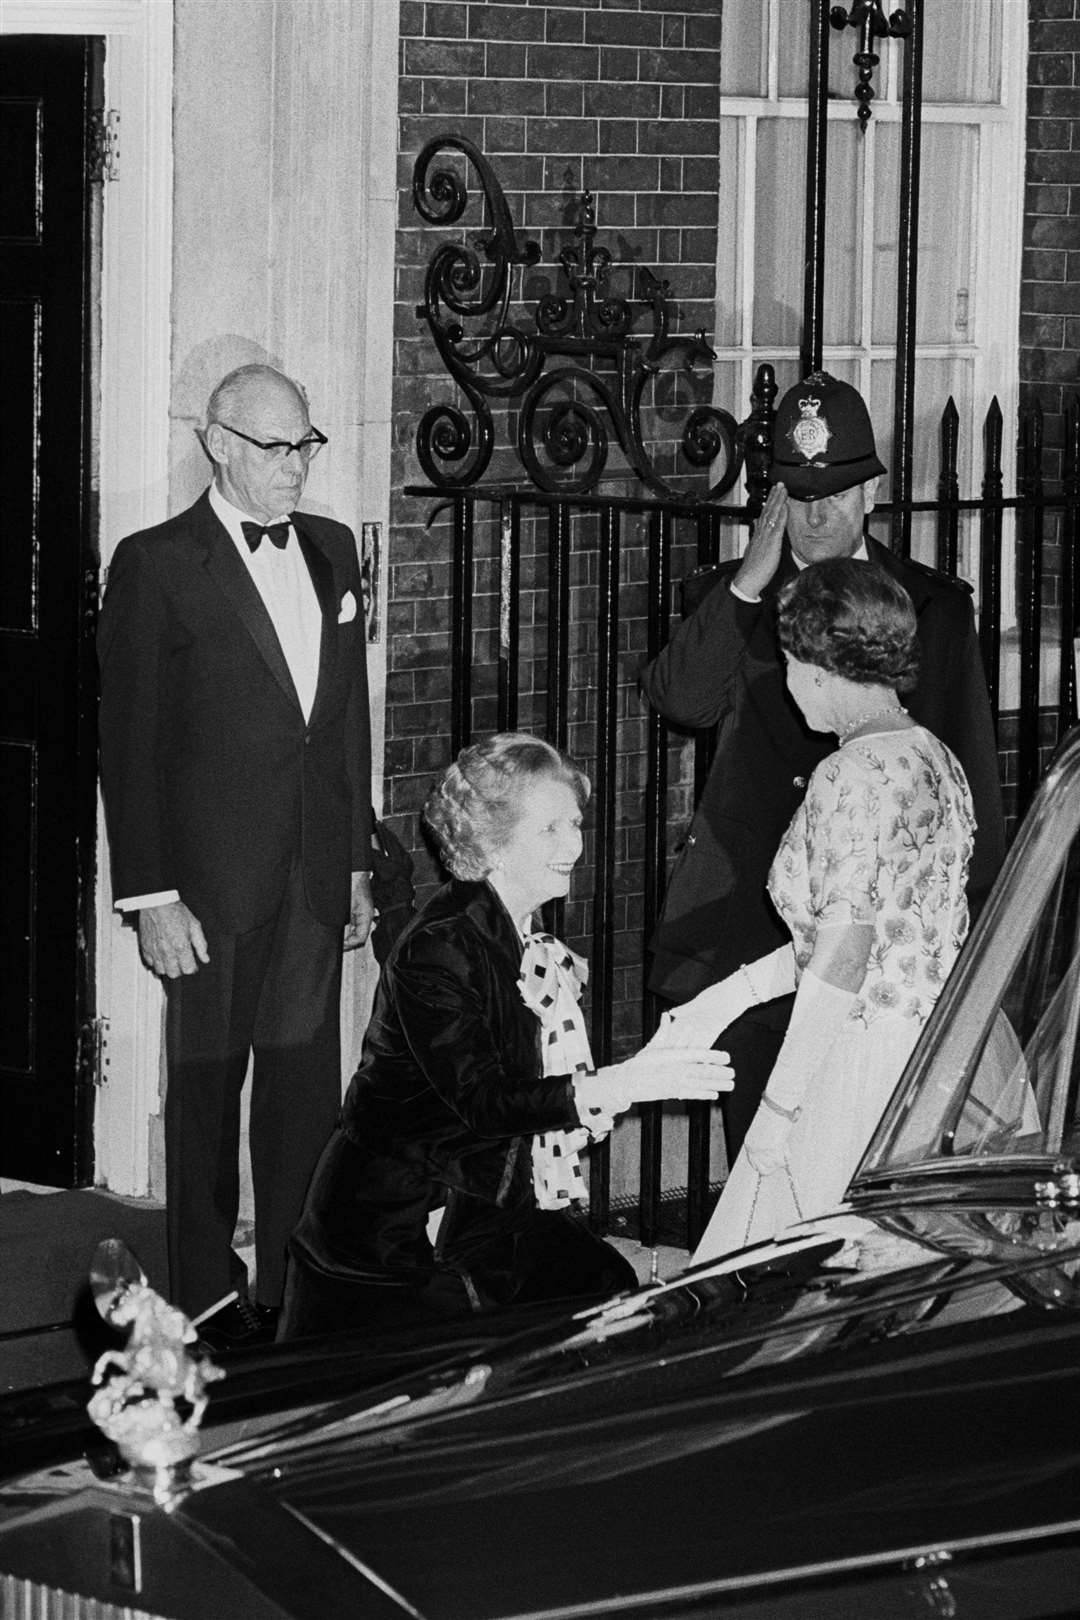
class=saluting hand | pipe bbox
[733,481,789,600]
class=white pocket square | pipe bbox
[337,590,357,624]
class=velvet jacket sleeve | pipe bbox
[347,895,580,1155]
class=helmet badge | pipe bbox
[788,395,832,465]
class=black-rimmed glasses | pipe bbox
[217,422,328,464]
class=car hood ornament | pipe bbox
[86,1238,225,1506]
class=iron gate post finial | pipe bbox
[829,2,914,127]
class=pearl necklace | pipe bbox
[838,703,907,745]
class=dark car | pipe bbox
[5,731,1080,1619]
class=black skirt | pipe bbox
[277,1127,637,1341]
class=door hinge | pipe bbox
[80,1015,111,1086]
[88,109,120,183]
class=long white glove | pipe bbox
[743,968,856,1175]
[574,1047,733,1125]
[649,945,796,1051]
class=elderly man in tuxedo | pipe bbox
[98,363,373,1346]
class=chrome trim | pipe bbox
[0,1571,167,1619]
[485,1517,1080,1620]
[279,1502,428,1618]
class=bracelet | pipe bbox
[739,963,761,1004]
[761,1093,801,1122]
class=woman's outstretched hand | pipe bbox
[575,1049,733,1121]
[648,979,752,1050]
[647,949,796,1050]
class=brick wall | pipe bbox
[1022,0,1080,473]
[1013,0,1080,835]
[387,0,723,1056]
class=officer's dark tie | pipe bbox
[241,520,291,552]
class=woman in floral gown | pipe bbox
[660,559,975,1256]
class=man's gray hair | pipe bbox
[205,364,309,429]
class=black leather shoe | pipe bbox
[197,1295,280,1353]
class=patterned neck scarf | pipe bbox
[518,932,613,1210]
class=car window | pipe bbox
[861,740,1080,1176]
[951,843,1080,1160]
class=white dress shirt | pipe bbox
[209,482,322,721]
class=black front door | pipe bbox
[0,35,98,1185]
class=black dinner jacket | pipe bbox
[98,489,373,935]
[639,535,1006,1003]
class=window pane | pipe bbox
[715,121,743,347]
[872,125,976,347]
[755,121,862,347]
[770,354,807,399]
[821,120,861,346]
[713,358,746,423]
[777,0,807,99]
[916,127,977,346]
[922,0,1001,105]
[778,5,856,101]
[720,0,768,98]
[870,356,975,506]
[753,120,805,347]
[816,357,858,390]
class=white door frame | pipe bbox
[2,0,174,1193]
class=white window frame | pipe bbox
[716,0,1027,607]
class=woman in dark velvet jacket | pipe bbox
[278,734,730,1339]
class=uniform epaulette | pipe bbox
[897,552,974,596]
[679,556,743,616]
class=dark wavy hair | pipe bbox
[423,733,590,880]
[777,559,920,691]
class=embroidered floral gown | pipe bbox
[699,724,975,1255]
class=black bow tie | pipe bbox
[242,520,291,552]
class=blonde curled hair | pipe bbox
[423,733,590,880]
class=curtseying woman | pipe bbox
[279,733,731,1338]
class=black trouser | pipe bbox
[164,861,342,1318]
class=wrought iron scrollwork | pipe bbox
[412,136,542,488]
[413,134,743,501]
